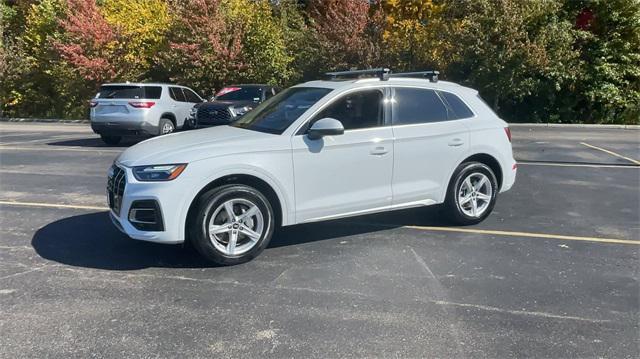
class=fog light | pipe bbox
[128,200,164,231]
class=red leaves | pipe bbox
[307,0,383,69]
[54,0,119,82]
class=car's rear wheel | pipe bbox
[100,135,121,145]
[189,184,275,265]
[159,118,175,135]
[444,162,498,225]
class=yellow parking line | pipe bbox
[580,142,640,165]
[517,161,639,169]
[2,200,637,245]
[0,200,108,211]
[403,225,640,245]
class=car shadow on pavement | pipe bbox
[31,207,449,270]
[31,211,215,270]
[47,137,142,148]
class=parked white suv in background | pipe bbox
[107,69,517,265]
[90,83,204,145]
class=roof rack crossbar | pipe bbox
[325,68,391,81]
[389,70,440,83]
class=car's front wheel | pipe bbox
[189,184,275,265]
[444,162,498,225]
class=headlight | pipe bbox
[230,105,252,117]
[132,164,187,181]
[189,107,197,118]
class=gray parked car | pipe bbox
[90,83,204,145]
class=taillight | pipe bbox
[129,101,155,109]
[89,100,98,108]
[504,127,512,142]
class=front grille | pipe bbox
[197,106,232,125]
[107,165,126,215]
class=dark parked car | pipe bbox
[187,84,278,129]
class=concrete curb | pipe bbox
[0,117,88,124]
[509,123,639,130]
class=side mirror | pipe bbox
[307,118,344,140]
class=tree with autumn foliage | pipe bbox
[0,0,638,124]
[55,0,169,83]
[158,0,291,97]
[306,0,384,75]
[381,0,446,71]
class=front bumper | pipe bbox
[107,165,187,244]
[92,121,159,136]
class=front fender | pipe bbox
[176,162,293,243]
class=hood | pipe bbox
[199,100,257,109]
[116,126,286,167]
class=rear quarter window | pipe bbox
[96,85,162,99]
[439,91,475,119]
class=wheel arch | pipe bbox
[457,153,503,189]
[184,173,285,243]
[160,112,177,127]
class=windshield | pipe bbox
[231,87,332,134]
[216,87,263,102]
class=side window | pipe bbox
[392,88,448,125]
[439,91,474,119]
[142,86,162,99]
[169,87,186,102]
[183,88,202,103]
[313,89,384,131]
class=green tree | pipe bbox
[564,0,640,124]
[270,0,313,84]
[223,0,292,85]
[441,0,579,123]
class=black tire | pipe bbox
[182,117,196,131]
[100,135,122,145]
[444,162,498,225]
[189,184,275,265]
[158,118,175,135]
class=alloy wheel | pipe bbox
[208,198,264,256]
[161,122,174,134]
[457,172,493,218]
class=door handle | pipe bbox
[370,146,389,155]
[448,138,464,147]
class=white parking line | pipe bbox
[0,200,108,211]
[580,142,640,165]
[0,134,92,146]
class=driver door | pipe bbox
[291,88,394,223]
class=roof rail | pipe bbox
[325,68,391,81]
[389,70,440,83]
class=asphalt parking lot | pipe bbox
[1,122,638,358]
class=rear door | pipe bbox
[391,87,470,204]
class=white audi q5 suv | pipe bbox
[107,69,517,265]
